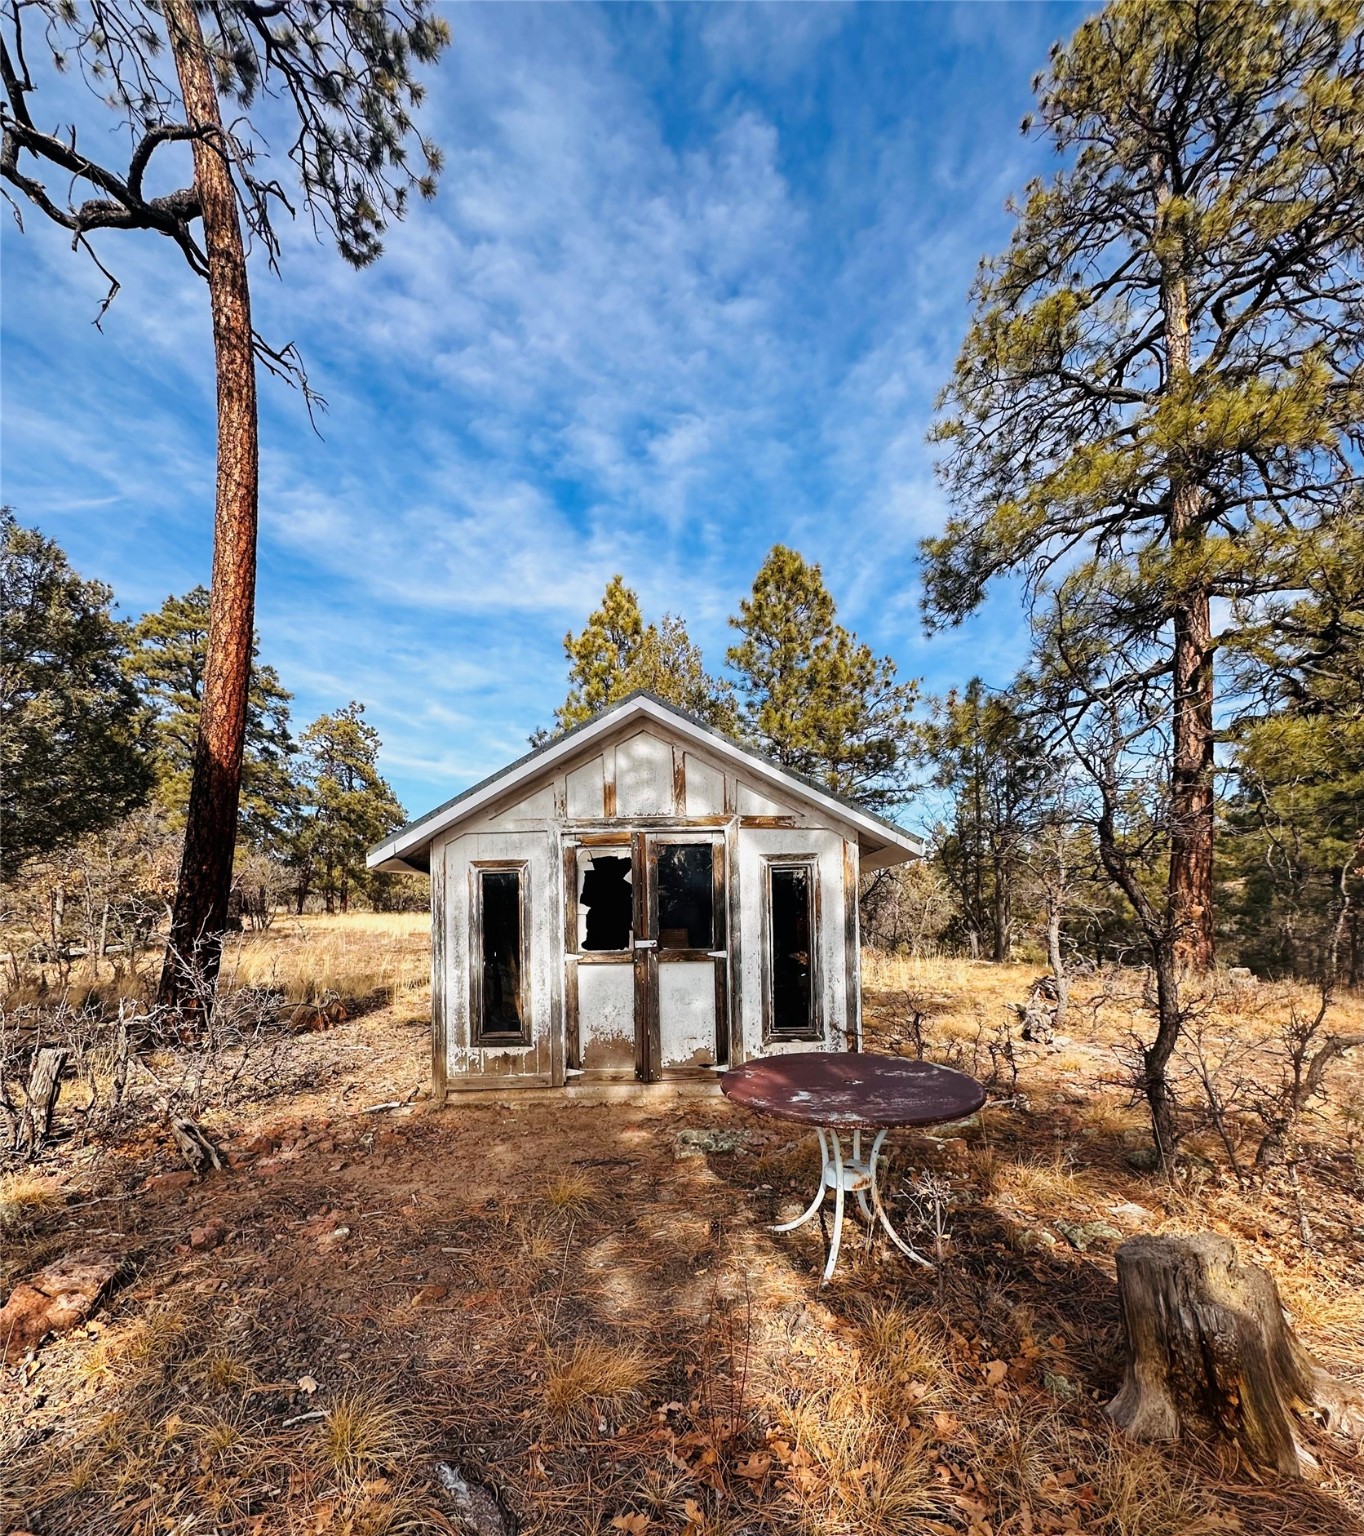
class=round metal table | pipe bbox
[722,1052,986,1284]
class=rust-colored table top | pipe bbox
[721,1052,986,1129]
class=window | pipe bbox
[768,863,816,1038]
[476,867,527,1043]
[578,850,633,951]
[656,843,714,950]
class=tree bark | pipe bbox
[1169,578,1216,970]
[1107,1233,1364,1478]
[1045,902,1069,1033]
[1157,186,1216,972]
[157,0,259,1008]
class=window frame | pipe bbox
[652,839,718,954]
[568,840,635,959]
[470,860,532,1046]
[761,854,822,1043]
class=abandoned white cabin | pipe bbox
[367,693,923,1096]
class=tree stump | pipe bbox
[1107,1233,1364,1477]
[21,1046,68,1153]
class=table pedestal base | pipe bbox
[772,1126,932,1284]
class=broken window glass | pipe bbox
[479,869,524,1039]
[579,851,633,951]
[770,865,813,1035]
[657,843,714,950]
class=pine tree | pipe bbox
[553,576,736,733]
[727,546,918,812]
[920,680,1053,961]
[125,588,297,852]
[925,0,1364,970]
[1222,515,1364,980]
[0,511,151,877]
[556,576,645,729]
[291,703,404,913]
[2,0,448,1002]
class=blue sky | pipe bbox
[1,1,1091,825]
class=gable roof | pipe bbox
[367,691,924,873]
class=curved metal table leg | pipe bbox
[854,1130,872,1222]
[771,1127,829,1233]
[822,1129,846,1286]
[867,1127,933,1267]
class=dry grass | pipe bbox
[317,1387,410,1482]
[540,1337,659,1434]
[0,1170,63,1230]
[541,1167,597,1217]
[226,912,430,1005]
[6,928,1364,1536]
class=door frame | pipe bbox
[564,828,728,1082]
[640,829,728,1080]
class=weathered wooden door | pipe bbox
[642,832,727,1077]
[568,831,727,1080]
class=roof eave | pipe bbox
[366,692,925,869]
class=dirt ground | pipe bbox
[3,927,1363,1536]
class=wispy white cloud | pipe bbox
[2,1,1092,812]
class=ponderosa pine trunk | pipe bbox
[1169,559,1216,971]
[1157,174,1216,973]
[157,0,259,1007]
[1045,902,1069,1034]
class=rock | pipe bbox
[189,1219,227,1251]
[933,1112,982,1137]
[1108,1202,1155,1228]
[1,1251,127,1363]
[143,1170,196,1194]
[675,1128,748,1158]
[1043,1370,1077,1401]
[1227,967,1257,988]
[434,1462,516,1536]
[1013,1227,1058,1252]
[1055,1219,1124,1253]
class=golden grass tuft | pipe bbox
[316,1388,410,1483]
[994,1152,1086,1212]
[854,1301,953,1411]
[1082,1434,1220,1536]
[0,1170,64,1230]
[541,1337,658,1433]
[82,1308,193,1388]
[541,1168,596,1217]
[517,1213,565,1264]
[193,1345,259,1396]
